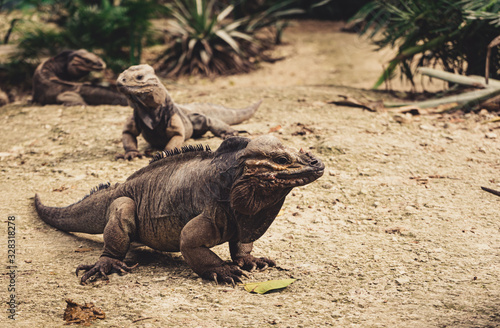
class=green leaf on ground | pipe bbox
[243,279,297,294]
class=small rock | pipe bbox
[395,277,410,285]
[419,124,435,131]
[404,205,417,213]
[322,182,333,189]
[328,170,336,176]
[485,132,497,139]
[393,114,412,124]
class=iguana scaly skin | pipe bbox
[32,49,128,106]
[116,64,261,160]
[35,136,324,285]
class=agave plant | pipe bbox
[352,0,500,89]
[154,0,303,77]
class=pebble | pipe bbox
[485,132,497,139]
[322,182,333,189]
[395,277,410,285]
[419,124,435,131]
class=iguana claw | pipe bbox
[234,255,276,272]
[76,257,138,284]
[203,264,244,286]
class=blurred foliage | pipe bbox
[154,0,304,77]
[9,0,167,72]
[225,0,369,20]
[352,0,500,88]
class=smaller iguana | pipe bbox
[116,64,261,160]
[32,49,128,106]
[34,136,324,285]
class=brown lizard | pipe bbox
[116,64,261,160]
[35,136,325,285]
[32,49,128,106]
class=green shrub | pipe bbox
[13,0,166,72]
[353,0,500,88]
[154,0,303,77]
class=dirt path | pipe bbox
[1,20,499,327]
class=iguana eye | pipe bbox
[136,75,143,80]
[274,156,289,165]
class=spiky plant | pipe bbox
[154,0,303,77]
[352,0,500,88]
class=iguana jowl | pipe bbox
[116,64,261,160]
[32,49,128,106]
[35,136,324,284]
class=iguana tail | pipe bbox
[179,100,262,125]
[34,186,114,234]
[80,85,129,106]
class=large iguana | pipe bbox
[116,64,261,160]
[35,136,324,285]
[32,49,128,106]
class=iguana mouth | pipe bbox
[255,165,324,188]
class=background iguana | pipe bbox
[32,49,128,106]
[34,135,324,285]
[116,64,261,160]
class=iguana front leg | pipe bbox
[117,115,143,160]
[180,214,245,285]
[230,241,276,271]
[164,113,186,150]
[76,197,138,284]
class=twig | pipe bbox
[481,186,500,197]
[132,317,154,323]
[485,35,500,85]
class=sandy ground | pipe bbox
[1,20,500,327]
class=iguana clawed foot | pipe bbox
[234,255,276,272]
[203,264,248,286]
[76,257,138,284]
[115,150,144,160]
[220,130,239,139]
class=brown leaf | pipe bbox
[53,185,68,192]
[74,248,93,253]
[268,125,282,133]
[385,227,406,234]
[63,299,105,325]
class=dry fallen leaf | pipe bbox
[63,299,105,326]
[244,279,297,294]
[268,125,282,133]
[74,248,93,253]
[53,185,69,192]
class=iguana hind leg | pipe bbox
[188,113,238,139]
[77,197,138,284]
[180,213,245,285]
[57,91,87,106]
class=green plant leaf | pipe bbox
[215,29,241,54]
[244,279,297,294]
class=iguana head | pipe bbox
[67,49,106,78]
[229,135,324,216]
[117,64,169,109]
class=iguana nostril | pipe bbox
[310,159,318,165]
